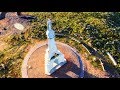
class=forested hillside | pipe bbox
[0,12,120,77]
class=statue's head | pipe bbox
[47,19,52,30]
[46,19,55,39]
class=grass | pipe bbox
[0,12,120,77]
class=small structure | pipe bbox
[14,23,25,31]
[0,12,36,37]
[45,19,67,75]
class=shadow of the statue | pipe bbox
[50,60,98,78]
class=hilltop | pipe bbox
[0,12,120,78]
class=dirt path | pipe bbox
[0,41,7,51]
[80,53,110,78]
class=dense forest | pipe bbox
[0,12,120,78]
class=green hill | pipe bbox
[0,12,120,78]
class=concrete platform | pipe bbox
[21,42,84,78]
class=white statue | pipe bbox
[45,19,67,75]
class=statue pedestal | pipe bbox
[45,49,66,75]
